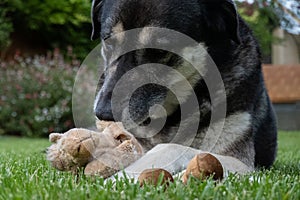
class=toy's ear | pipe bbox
[49,133,63,143]
[91,0,103,40]
[114,132,132,143]
[108,123,133,143]
[201,0,241,44]
[96,119,114,132]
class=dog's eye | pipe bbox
[101,31,111,41]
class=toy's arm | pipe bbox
[84,140,143,178]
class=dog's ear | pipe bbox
[221,0,241,44]
[202,0,241,44]
[91,0,103,40]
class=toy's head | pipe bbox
[46,122,143,173]
[47,129,97,172]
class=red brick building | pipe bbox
[263,65,300,130]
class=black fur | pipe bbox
[91,0,277,168]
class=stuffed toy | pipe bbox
[47,121,226,184]
[46,122,144,178]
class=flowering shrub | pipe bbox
[0,50,80,137]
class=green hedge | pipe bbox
[1,0,96,59]
[0,51,79,137]
[0,0,13,51]
[0,0,280,60]
[238,5,279,57]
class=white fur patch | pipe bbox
[112,22,125,43]
[200,112,252,153]
[138,27,152,45]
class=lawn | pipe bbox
[0,131,299,200]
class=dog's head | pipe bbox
[92,0,240,128]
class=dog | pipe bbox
[91,0,277,179]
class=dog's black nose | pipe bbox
[94,88,115,121]
[95,109,114,121]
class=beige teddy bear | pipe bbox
[46,122,144,178]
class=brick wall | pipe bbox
[263,65,300,130]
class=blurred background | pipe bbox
[0,0,299,137]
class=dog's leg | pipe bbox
[107,143,253,182]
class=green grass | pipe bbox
[0,132,299,200]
